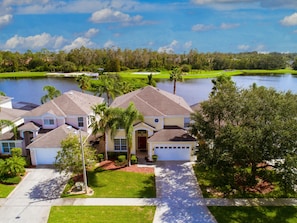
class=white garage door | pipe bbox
[35,148,61,165]
[154,145,191,161]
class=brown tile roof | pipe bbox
[147,128,196,142]
[18,122,40,131]
[0,107,27,122]
[27,124,88,149]
[24,90,104,117]
[110,86,193,116]
[190,103,202,112]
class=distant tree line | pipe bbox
[0,47,296,73]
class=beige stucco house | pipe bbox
[108,86,197,161]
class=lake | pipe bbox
[1,74,297,106]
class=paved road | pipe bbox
[0,168,68,223]
[154,161,217,223]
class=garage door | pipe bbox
[35,148,61,165]
[154,145,191,161]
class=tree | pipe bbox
[120,103,143,166]
[170,67,183,94]
[55,134,96,176]
[76,74,90,93]
[147,74,156,87]
[0,91,6,96]
[190,78,297,193]
[40,85,61,104]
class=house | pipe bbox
[108,86,197,161]
[0,96,27,155]
[22,90,104,165]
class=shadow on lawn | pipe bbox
[208,206,297,223]
[138,175,156,198]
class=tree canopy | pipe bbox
[190,76,297,194]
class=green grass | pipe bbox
[62,169,156,198]
[208,206,297,223]
[0,183,15,198]
[48,206,156,223]
[0,72,47,78]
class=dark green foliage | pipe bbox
[97,153,104,162]
[131,155,138,164]
[118,155,126,162]
[1,176,21,185]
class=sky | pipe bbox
[1,0,297,53]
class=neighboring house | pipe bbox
[27,124,88,166]
[0,96,27,156]
[109,86,197,161]
[23,90,104,165]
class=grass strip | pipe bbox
[209,206,297,223]
[48,206,156,223]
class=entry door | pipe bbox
[138,137,147,151]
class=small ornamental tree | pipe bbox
[55,134,96,176]
[0,148,26,178]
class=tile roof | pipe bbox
[147,128,196,142]
[0,107,27,122]
[27,124,88,149]
[0,95,12,105]
[110,86,193,116]
[24,90,104,117]
[18,122,40,131]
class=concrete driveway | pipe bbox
[154,161,217,223]
[0,167,69,223]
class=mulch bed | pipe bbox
[98,160,154,174]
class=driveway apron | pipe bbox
[154,161,217,223]
[0,167,68,223]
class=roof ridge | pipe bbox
[50,100,66,116]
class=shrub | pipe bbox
[98,153,104,162]
[131,155,138,164]
[118,155,126,162]
[11,148,22,157]
[1,176,22,185]
[152,155,158,162]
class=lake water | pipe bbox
[1,74,297,106]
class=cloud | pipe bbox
[192,24,215,32]
[2,32,65,51]
[220,23,240,29]
[158,40,179,53]
[90,8,143,25]
[84,28,99,38]
[280,13,297,26]
[0,14,13,28]
[103,40,118,49]
[238,44,250,51]
[63,37,95,51]
[184,41,193,49]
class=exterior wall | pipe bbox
[164,116,185,128]
[106,129,126,152]
[143,117,163,130]
[66,116,89,132]
[0,100,12,109]
[0,140,23,155]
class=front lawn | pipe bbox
[48,206,156,223]
[62,169,156,198]
[0,183,15,198]
[209,206,297,223]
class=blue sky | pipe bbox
[1,0,297,53]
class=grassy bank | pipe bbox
[0,69,296,79]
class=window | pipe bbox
[44,118,54,125]
[184,117,191,128]
[114,139,127,151]
[2,142,15,153]
[78,117,84,127]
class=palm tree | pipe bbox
[76,74,90,93]
[90,103,122,160]
[120,103,143,166]
[170,67,183,94]
[40,85,61,104]
[0,91,6,96]
[0,119,17,139]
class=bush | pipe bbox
[1,176,22,185]
[131,155,138,164]
[98,153,104,162]
[118,155,126,162]
[152,155,158,162]
[11,148,22,157]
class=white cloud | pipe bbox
[158,40,179,53]
[280,13,297,26]
[84,28,99,38]
[184,41,192,49]
[0,14,13,28]
[238,44,250,51]
[192,24,215,32]
[220,23,240,29]
[90,8,143,25]
[2,32,65,51]
[104,40,118,49]
[63,37,94,51]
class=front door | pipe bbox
[138,136,147,151]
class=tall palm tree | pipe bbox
[120,103,143,166]
[76,74,90,93]
[170,67,183,94]
[40,85,61,104]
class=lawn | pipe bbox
[208,206,297,223]
[0,72,46,78]
[62,169,156,198]
[48,206,156,223]
[0,183,15,198]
